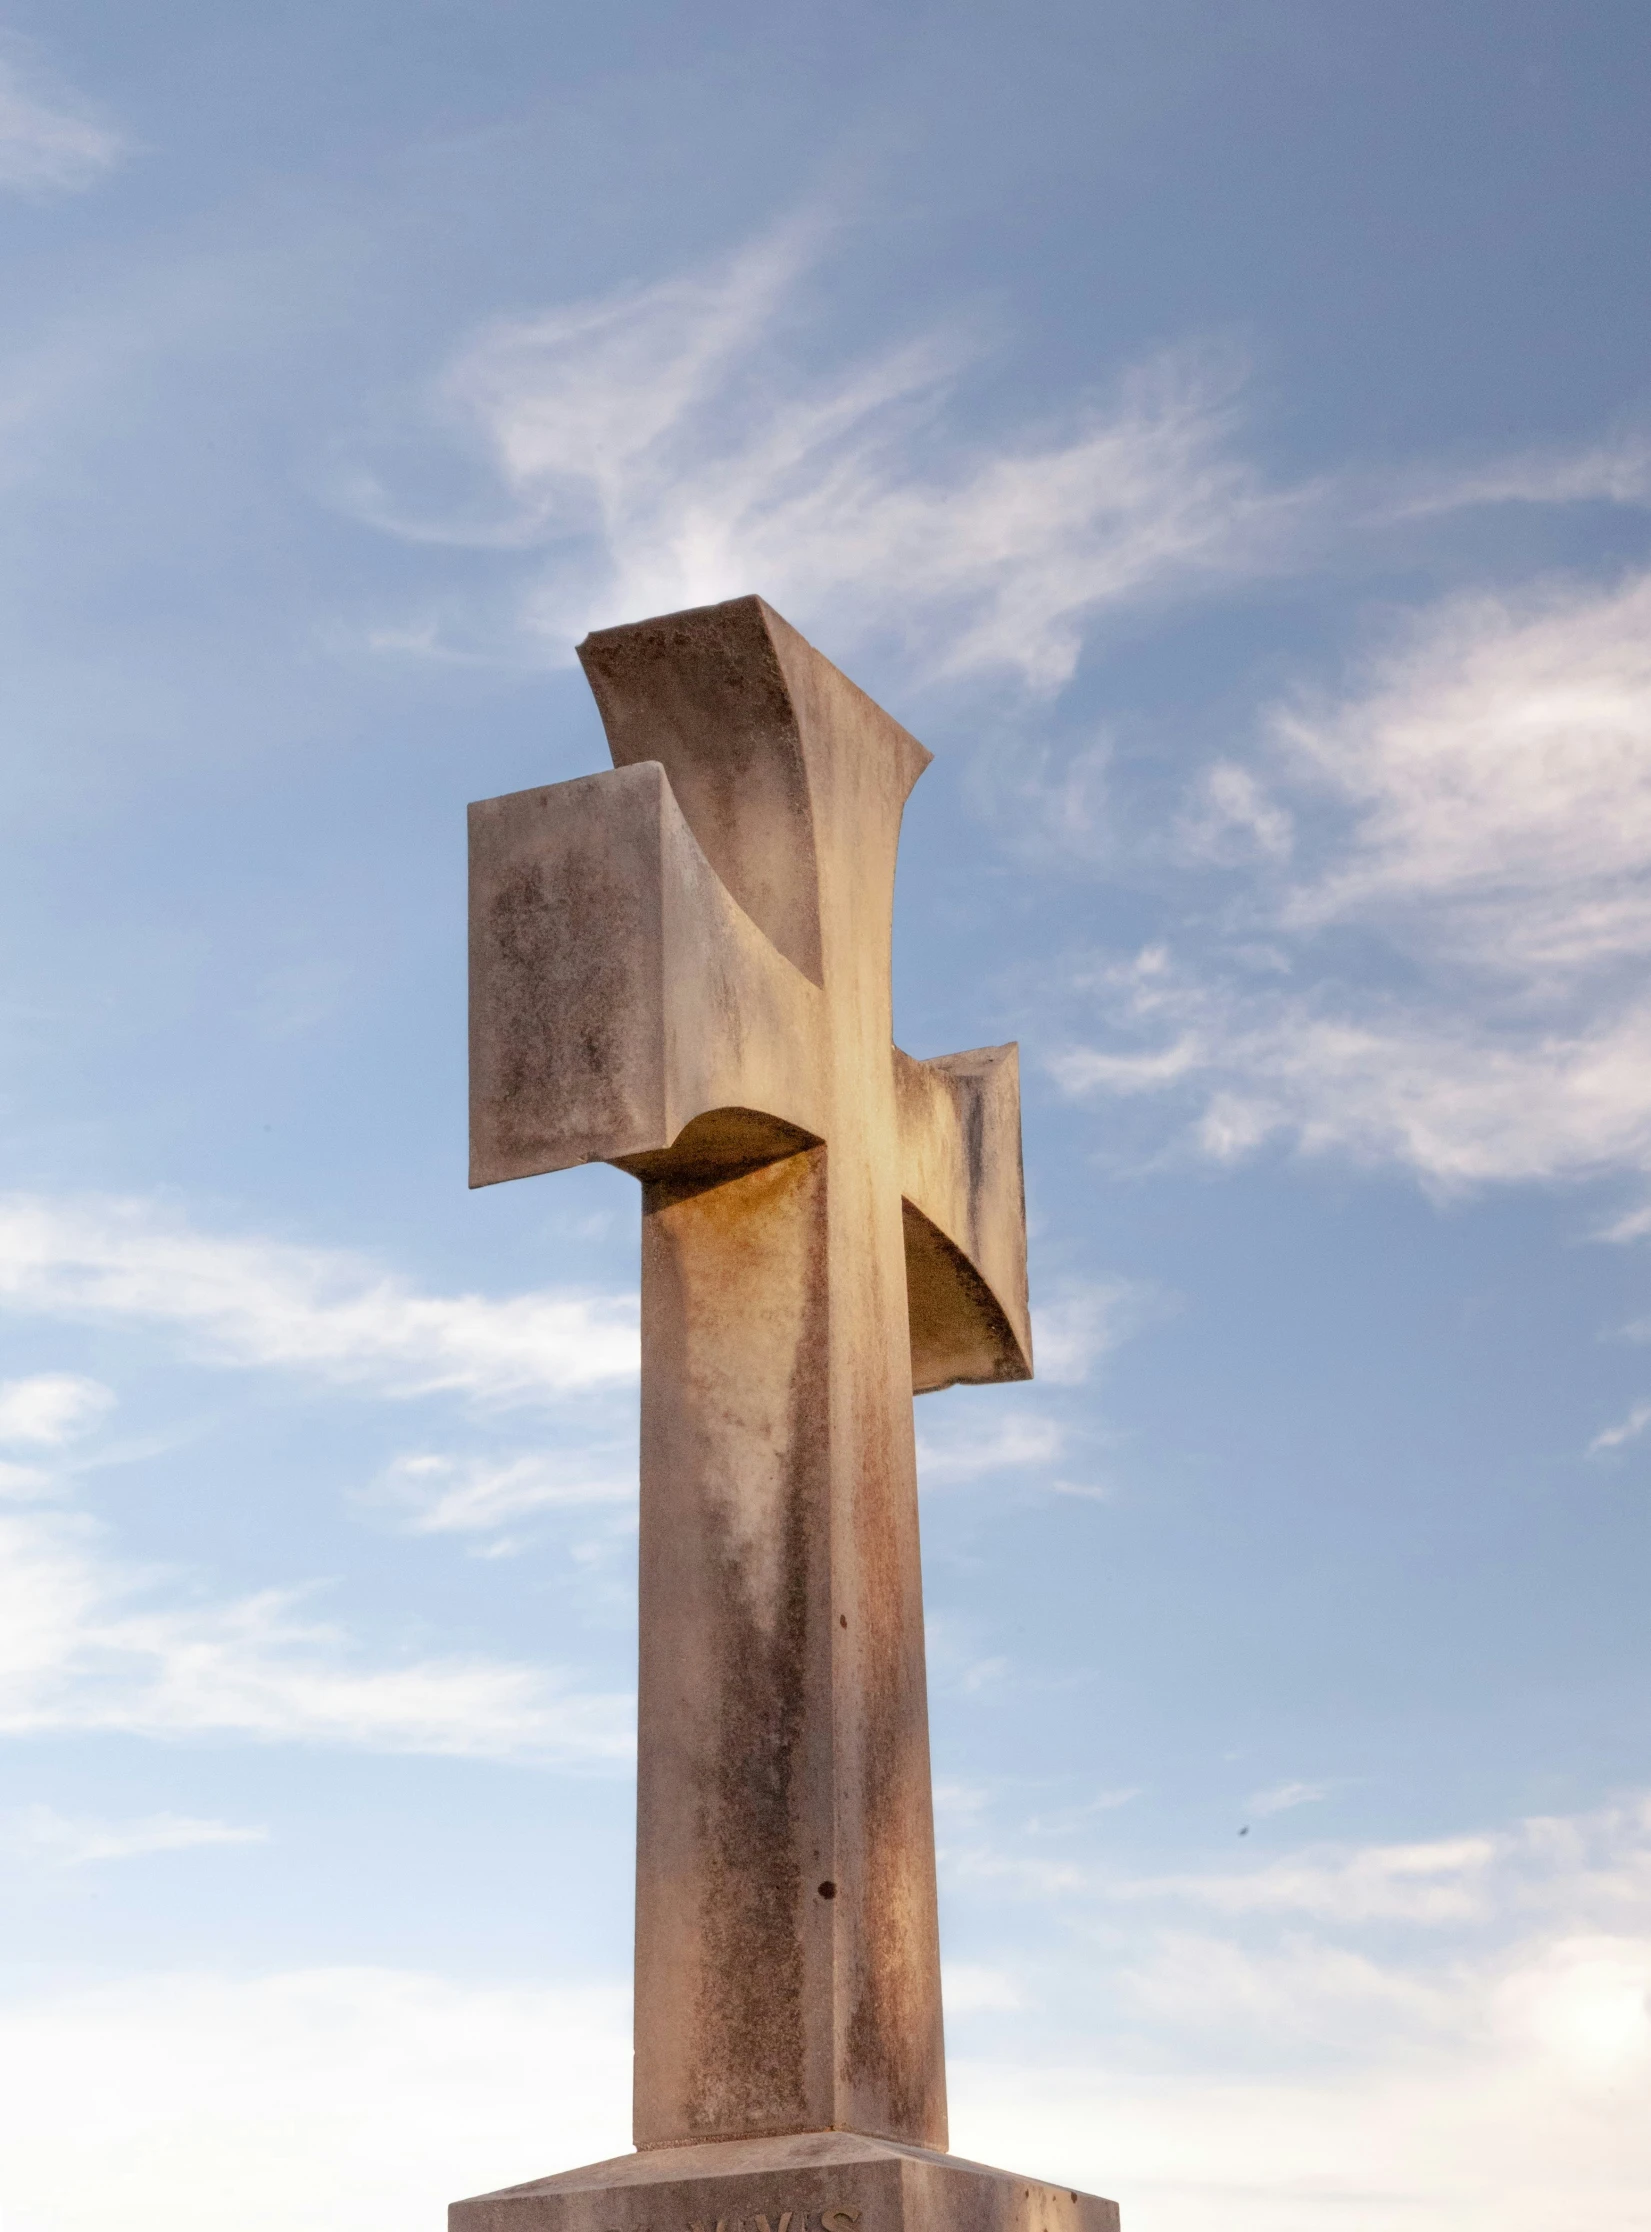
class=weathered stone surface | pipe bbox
[469,759,827,1188]
[894,1044,1030,1395]
[468,599,1031,1402]
[450,2131,1119,2232]
[462,597,1112,2227]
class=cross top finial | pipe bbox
[579,594,931,993]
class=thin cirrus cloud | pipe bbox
[1273,571,1651,977]
[0,48,127,197]
[1,1803,266,1867]
[1114,1832,1503,1924]
[0,1806,1633,2232]
[1382,428,1651,521]
[353,222,1311,691]
[0,1372,115,1446]
[959,1790,1651,1931]
[1245,1778,1336,1819]
[0,1500,632,1764]
[0,1966,631,2232]
[951,1932,1651,2232]
[0,1930,1644,2232]
[916,1412,1065,1486]
[1056,951,1651,1187]
[942,1792,1651,2231]
[1056,571,1651,1195]
[371,1448,634,1537]
[1589,1399,1651,1455]
[1030,1274,1166,1387]
[352,222,1651,701]
[910,1277,1161,1491]
[0,1193,638,1403]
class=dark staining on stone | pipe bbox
[622,1110,821,1202]
[842,1376,940,2143]
[578,596,825,988]
[902,1201,1027,1394]
[961,1082,987,1240]
[888,1048,1029,1395]
[483,839,637,1161]
[683,1151,830,2138]
[817,1881,836,1899]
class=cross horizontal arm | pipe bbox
[894,1043,1033,1394]
[471,758,1033,1394]
[469,759,827,1190]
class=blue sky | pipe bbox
[3,4,1651,2227]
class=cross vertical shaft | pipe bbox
[602,603,945,2150]
[634,1125,942,2147]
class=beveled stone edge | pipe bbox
[454,2131,1114,2208]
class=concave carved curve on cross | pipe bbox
[610,1098,1032,1393]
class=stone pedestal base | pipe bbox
[450,2131,1119,2232]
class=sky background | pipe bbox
[3,4,1651,2228]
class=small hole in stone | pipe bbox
[818,1880,837,1899]
[839,1614,848,1628]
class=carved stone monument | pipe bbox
[457,596,1119,2232]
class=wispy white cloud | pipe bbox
[371,1447,632,1537]
[0,48,127,198]
[1056,946,1651,1186]
[1,1803,266,1867]
[909,1284,1156,1497]
[942,1962,1027,2014]
[1588,1400,1651,1456]
[1114,1922,1445,2040]
[0,1373,115,1447]
[352,224,1308,691]
[945,1793,1651,2232]
[9,1815,1635,2232]
[953,1928,1651,2231]
[917,1411,1063,1484]
[1120,1831,1502,1924]
[1246,1778,1335,1819]
[0,1966,629,2232]
[1598,1199,1651,1243]
[1021,1787,1142,1836]
[0,1501,631,1764]
[350,217,1651,712]
[1057,574,1651,1192]
[9,1930,1647,2232]
[1275,574,1651,980]
[0,1194,637,1403]
[1030,1274,1164,1386]
[1385,429,1651,520]
[960,1791,1651,1931]
[977,734,1117,865]
[1177,759,1295,864]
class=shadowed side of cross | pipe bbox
[468,595,1032,2157]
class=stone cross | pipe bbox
[469,594,1030,2153]
[461,601,1115,2232]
